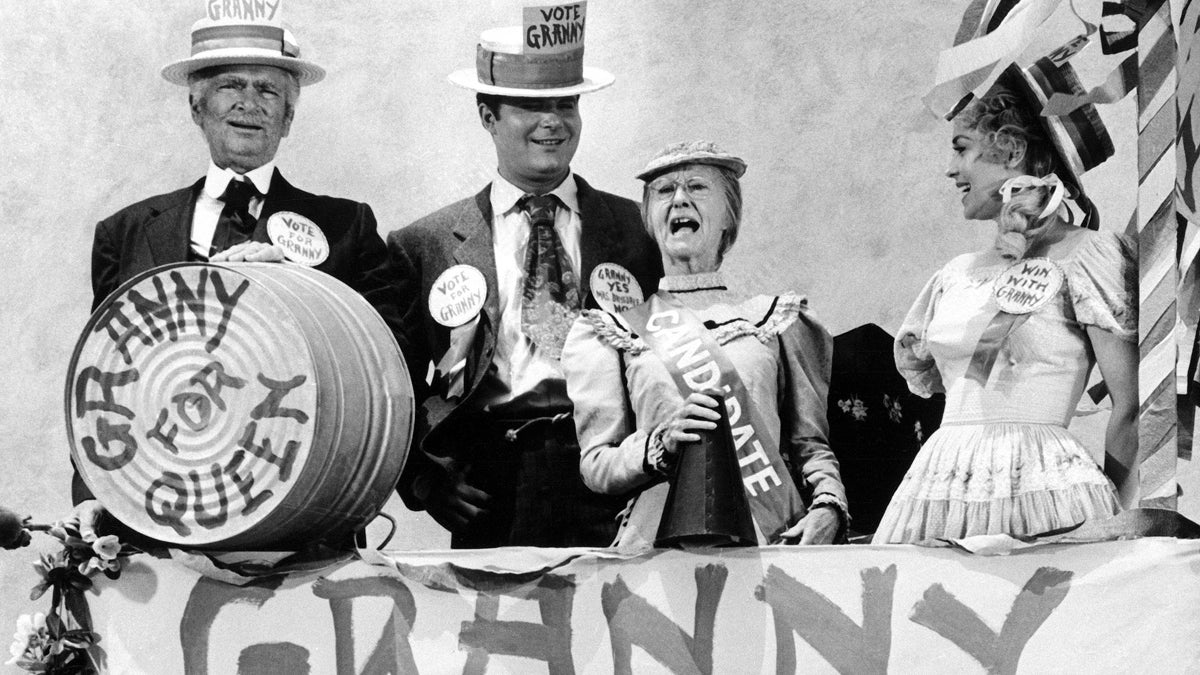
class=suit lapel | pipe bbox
[144,168,284,265]
[576,175,625,308]
[257,169,300,242]
[450,185,501,393]
[144,179,202,265]
[452,186,501,330]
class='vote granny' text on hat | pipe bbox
[161,12,324,87]
[448,2,614,97]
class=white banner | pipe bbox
[51,539,1199,674]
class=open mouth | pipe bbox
[228,120,263,132]
[669,216,700,234]
[532,138,565,147]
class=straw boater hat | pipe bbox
[448,24,614,97]
[945,0,1114,229]
[161,18,325,86]
[636,140,747,182]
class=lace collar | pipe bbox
[659,271,727,293]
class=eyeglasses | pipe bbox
[647,176,718,201]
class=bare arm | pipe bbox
[1087,326,1138,508]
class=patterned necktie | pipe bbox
[519,193,580,359]
[210,179,259,256]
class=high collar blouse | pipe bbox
[562,271,847,546]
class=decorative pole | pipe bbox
[1135,0,1180,508]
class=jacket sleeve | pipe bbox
[379,225,442,511]
[345,204,416,360]
[91,217,121,313]
[776,302,848,513]
[562,312,657,495]
[74,218,123,502]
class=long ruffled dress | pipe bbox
[872,232,1135,543]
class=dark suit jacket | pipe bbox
[90,170,394,312]
[384,175,663,508]
[76,169,402,504]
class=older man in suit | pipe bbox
[72,13,400,540]
[386,17,661,547]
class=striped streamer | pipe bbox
[1178,1,1200,225]
[1137,0,1179,509]
[1176,0,1200,519]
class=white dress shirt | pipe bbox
[189,161,276,259]
[478,171,583,409]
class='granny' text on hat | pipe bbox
[207,0,282,23]
[448,1,612,97]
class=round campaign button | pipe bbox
[589,263,644,314]
[267,212,330,266]
[992,257,1064,314]
[430,265,487,327]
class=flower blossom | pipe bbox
[91,535,121,561]
[5,613,46,666]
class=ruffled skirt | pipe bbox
[871,422,1119,544]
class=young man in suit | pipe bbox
[386,19,662,547]
[72,14,401,539]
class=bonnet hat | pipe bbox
[636,140,747,182]
[161,13,325,86]
[448,3,614,97]
[944,0,1114,228]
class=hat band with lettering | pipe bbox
[476,45,585,89]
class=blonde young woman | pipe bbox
[872,60,1137,544]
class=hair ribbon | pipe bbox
[999,173,1066,219]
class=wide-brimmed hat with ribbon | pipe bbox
[636,140,747,182]
[935,0,1114,228]
[161,18,325,86]
[449,4,613,97]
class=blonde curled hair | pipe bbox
[959,85,1069,260]
[994,173,1070,259]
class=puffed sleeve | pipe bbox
[894,268,947,398]
[562,310,657,495]
[774,296,848,513]
[1065,231,1136,342]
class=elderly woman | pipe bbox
[562,141,847,547]
[871,56,1137,544]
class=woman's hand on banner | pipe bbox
[777,506,840,545]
